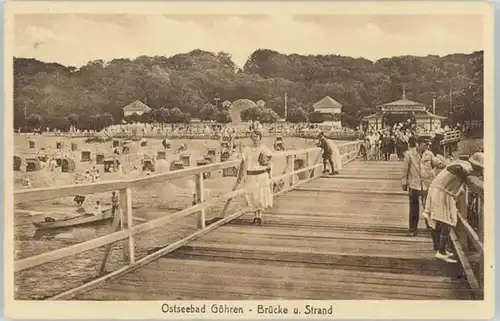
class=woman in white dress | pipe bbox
[240,130,273,225]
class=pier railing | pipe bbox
[451,174,484,299]
[13,140,362,300]
[441,130,462,158]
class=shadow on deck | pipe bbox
[76,160,474,300]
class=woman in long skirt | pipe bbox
[239,130,273,225]
[423,152,483,263]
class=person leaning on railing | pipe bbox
[422,152,484,263]
[316,132,338,175]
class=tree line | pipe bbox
[14,48,483,131]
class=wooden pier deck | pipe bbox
[75,160,473,300]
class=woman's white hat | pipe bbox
[469,152,484,169]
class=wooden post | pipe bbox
[478,195,484,242]
[305,151,311,178]
[119,189,128,263]
[292,155,297,185]
[98,213,122,275]
[125,188,135,264]
[286,155,293,187]
[457,188,468,254]
[478,193,484,287]
[119,188,135,264]
[195,173,205,229]
[309,150,322,179]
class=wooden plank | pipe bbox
[457,212,484,253]
[277,190,408,203]
[305,177,402,188]
[145,257,464,286]
[170,247,462,279]
[170,244,460,277]
[270,195,406,209]
[254,213,411,228]
[325,175,401,181]
[182,238,436,260]
[295,187,406,196]
[449,230,481,296]
[206,226,432,244]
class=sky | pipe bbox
[14,14,484,68]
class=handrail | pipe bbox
[15,142,356,204]
[19,131,361,141]
[14,141,362,278]
[440,130,462,145]
[451,174,484,299]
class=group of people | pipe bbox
[359,121,459,163]
[401,136,483,263]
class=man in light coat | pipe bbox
[401,136,447,236]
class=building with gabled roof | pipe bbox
[123,100,152,117]
[313,96,343,129]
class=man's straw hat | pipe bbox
[469,152,484,169]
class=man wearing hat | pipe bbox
[423,152,484,263]
[402,136,447,236]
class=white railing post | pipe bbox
[125,187,135,264]
[457,187,469,254]
[478,194,483,242]
[195,173,205,229]
[286,154,294,187]
[119,188,135,264]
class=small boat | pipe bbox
[32,208,113,231]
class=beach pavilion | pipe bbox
[362,89,446,133]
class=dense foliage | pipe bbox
[13,48,483,131]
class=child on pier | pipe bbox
[111,191,119,216]
[423,152,483,263]
[239,130,273,226]
[94,200,102,216]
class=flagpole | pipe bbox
[284,92,288,120]
[449,80,452,115]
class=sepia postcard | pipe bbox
[3,1,495,319]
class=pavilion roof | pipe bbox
[380,98,426,107]
[313,96,342,109]
[123,100,152,112]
